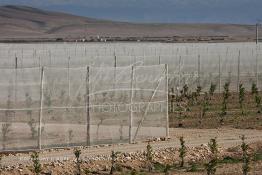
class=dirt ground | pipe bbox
[0,127,262,174]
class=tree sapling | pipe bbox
[179,136,186,167]
[110,150,121,174]
[74,148,82,175]
[31,152,41,175]
[205,138,218,175]
[239,84,245,115]
[241,135,250,175]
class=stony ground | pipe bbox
[0,127,262,174]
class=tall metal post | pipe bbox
[165,64,169,138]
[49,50,51,66]
[198,55,201,87]
[15,56,18,106]
[68,57,70,99]
[129,66,134,143]
[256,45,259,88]
[114,53,117,68]
[237,50,241,92]
[219,55,221,93]
[38,67,44,150]
[86,66,90,146]
[178,56,182,94]
[114,53,117,90]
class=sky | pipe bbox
[0,0,261,24]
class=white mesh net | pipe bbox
[0,68,41,151]
[0,65,168,151]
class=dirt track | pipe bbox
[1,127,262,167]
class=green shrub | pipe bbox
[201,92,210,118]
[164,164,171,175]
[196,86,202,97]
[251,83,258,95]
[255,95,261,113]
[110,150,121,174]
[146,141,153,172]
[31,152,41,175]
[241,135,250,175]
[25,93,37,139]
[209,83,216,96]
[205,138,218,175]
[221,82,230,123]
[179,137,186,167]
[0,154,3,168]
[239,84,245,115]
[74,148,82,175]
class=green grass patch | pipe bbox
[186,162,204,172]
[219,156,241,164]
[253,152,262,161]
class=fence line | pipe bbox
[0,65,168,152]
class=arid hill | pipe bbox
[0,5,257,42]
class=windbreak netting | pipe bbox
[131,65,168,141]
[0,65,168,152]
[1,42,262,92]
[89,66,132,144]
[89,65,168,144]
[0,68,41,151]
[42,67,87,149]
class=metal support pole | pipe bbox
[114,53,117,90]
[158,56,161,65]
[38,67,44,150]
[86,66,90,146]
[256,46,259,88]
[15,56,18,69]
[198,55,201,87]
[143,49,145,65]
[68,57,70,99]
[21,49,23,68]
[219,55,221,93]
[114,53,117,68]
[178,56,182,94]
[129,66,134,143]
[237,50,241,92]
[15,56,18,106]
[165,64,169,138]
[49,50,51,66]
[13,56,18,120]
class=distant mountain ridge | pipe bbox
[0,5,257,42]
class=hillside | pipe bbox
[0,5,257,42]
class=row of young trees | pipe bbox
[170,82,262,125]
[24,136,253,175]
